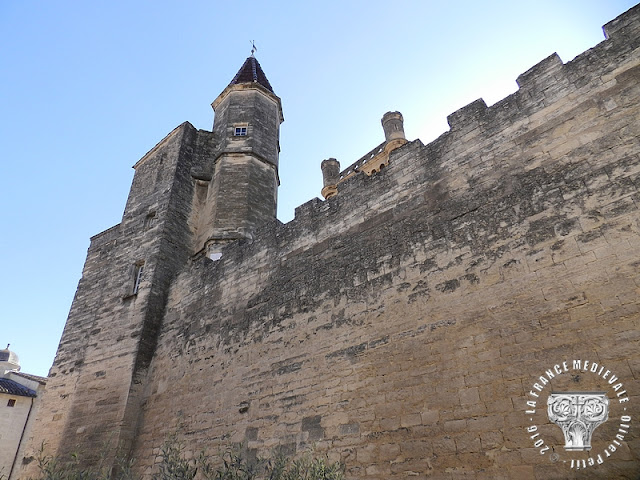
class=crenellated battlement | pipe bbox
[304,4,640,221]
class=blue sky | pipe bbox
[1,1,637,376]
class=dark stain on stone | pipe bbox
[550,240,564,251]
[302,415,324,441]
[436,279,460,293]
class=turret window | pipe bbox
[234,126,247,136]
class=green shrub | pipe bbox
[29,442,135,480]
[265,451,344,480]
[31,438,345,480]
[152,436,197,480]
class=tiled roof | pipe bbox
[11,371,48,385]
[0,378,37,397]
[229,56,274,93]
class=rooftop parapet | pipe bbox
[320,111,408,199]
[305,4,640,235]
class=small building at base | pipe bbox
[0,346,46,480]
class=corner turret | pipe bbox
[194,56,284,258]
[211,56,284,168]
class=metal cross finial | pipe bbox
[250,40,257,57]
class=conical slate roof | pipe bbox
[229,56,274,93]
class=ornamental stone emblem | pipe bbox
[547,392,609,451]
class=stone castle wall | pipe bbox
[129,6,640,480]
[17,123,204,475]
[17,5,640,480]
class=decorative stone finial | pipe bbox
[381,111,405,142]
[321,158,341,199]
[0,345,20,373]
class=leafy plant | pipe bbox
[30,437,345,480]
[30,442,135,480]
[267,451,344,480]
[199,447,260,480]
[152,435,197,480]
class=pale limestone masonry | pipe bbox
[17,5,640,479]
[0,349,46,480]
[1,394,33,477]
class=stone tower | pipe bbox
[18,56,282,475]
[193,55,284,259]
